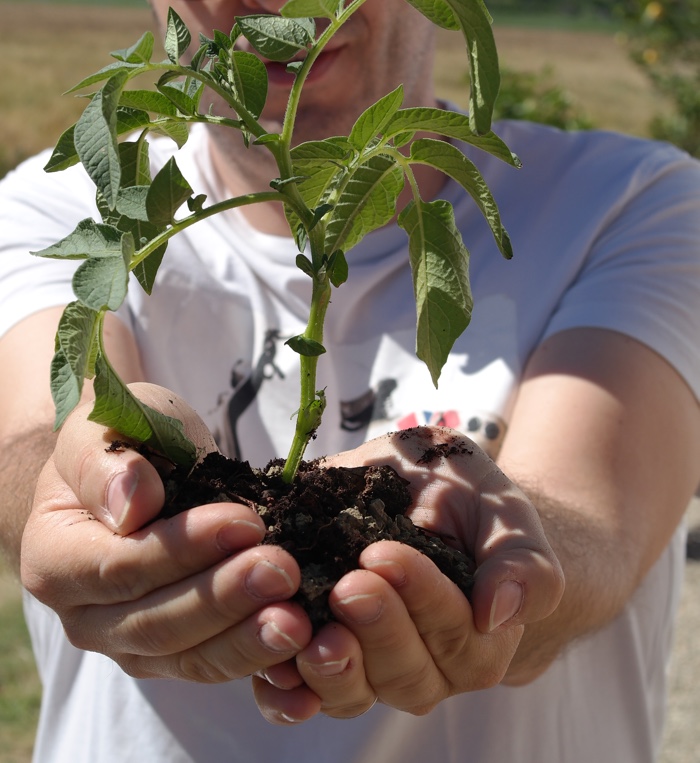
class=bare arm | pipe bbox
[0,306,145,573]
[498,327,700,684]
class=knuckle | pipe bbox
[176,647,247,684]
[96,548,149,601]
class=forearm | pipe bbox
[502,487,647,685]
[0,426,58,575]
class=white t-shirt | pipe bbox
[2,119,699,763]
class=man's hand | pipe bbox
[21,383,314,683]
[251,426,565,723]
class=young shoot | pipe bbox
[34,0,519,483]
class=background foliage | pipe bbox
[616,0,700,156]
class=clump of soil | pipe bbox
[158,452,476,630]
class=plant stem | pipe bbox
[280,270,332,483]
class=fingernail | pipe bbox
[216,520,265,553]
[246,561,294,600]
[106,471,139,529]
[279,713,303,724]
[337,593,383,624]
[258,621,302,653]
[489,580,524,632]
[307,656,350,677]
[362,559,406,587]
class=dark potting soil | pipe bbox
[158,451,476,630]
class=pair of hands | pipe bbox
[21,383,564,724]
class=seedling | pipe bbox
[34,0,518,483]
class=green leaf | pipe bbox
[90,353,197,466]
[32,219,123,260]
[150,119,190,148]
[72,232,132,312]
[401,0,460,30]
[386,107,521,166]
[73,72,129,210]
[132,245,167,295]
[50,302,102,429]
[228,50,268,119]
[119,89,177,117]
[398,199,473,387]
[295,254,315,278]
[55,301,100,381]
[409,138,512,258]
[118,139,152,189]
[157,83,199,116]
[43,125,79,172]
[326,250,348,287]
[50,348,82,430]
[66,61,146,94]
[281,0,340,19]
[349,85,404,153]
[146,157,193,226]
[237,15,313,62]
[442,0,500,134]
[111,31,155,64]
[116,186,151,222]
[325,154,405,253]
[165,7,192,64]
[286,335,327,356]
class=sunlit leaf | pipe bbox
[229,51,268,118]
[73,71,129,209]
[398,199,473,387]
[32,219,123,260]
[165,7,192,64]
[349,85,404,153]
[111,31,155,64]
[281,0,340,19]
[238,15,314,61]
[409,138,512,258]
[146,157,193,226]
[71,232,132,312]
[90,354,197,465]
[401,0,460,29]
[386,107,521,166]
[325,154,404,252]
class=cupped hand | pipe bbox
[20,382,312,683]
[251,426,564,723]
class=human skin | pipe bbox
[2,0,700,726]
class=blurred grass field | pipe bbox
[0,2,691,762]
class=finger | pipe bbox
[122,602,313,684]
[296,622,377,719]
[360,541,522,691]
[252,675,322,725]
[24,458,267,606]
[63,544,302,657]
[53,383,218,535]
[328,569,448,714]
[470,470,565,634]
[256,659,305,691]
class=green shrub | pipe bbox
[617,0,700,156]
[493,66,594,130]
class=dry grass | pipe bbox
[0,3,159,176]
[434,26,662,136]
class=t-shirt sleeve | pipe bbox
[0,152,98,339]
[541,144,700,402]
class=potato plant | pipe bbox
[34,0,519,482]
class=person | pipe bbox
[0,0,698,761]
